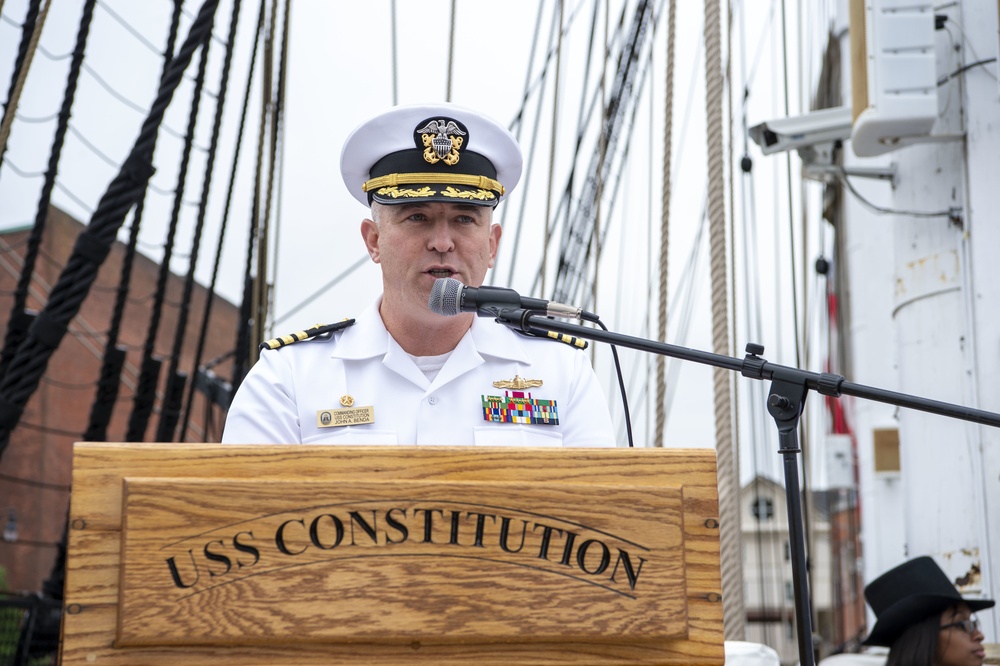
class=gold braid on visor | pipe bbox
[363,172,505,196]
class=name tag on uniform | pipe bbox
[316,407,375,427]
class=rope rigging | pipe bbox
[28,40,217,147]
[500,0,728,454]
[9,110,58,123]
[0,2,877,655]
[589,0,609,335]
[0,0,49,186]
[497,0,607,284]
[550,0,654,305]
[446,0,456,102]
[0,0,223,453]
[654,0,676,448]
[0,0,98,385]
[389,0,398,104]
[526,0,633,298]
[235,0,283,386]
[536,0,662,314]
[156,0,244,443]
[495,0,555,287]
[178,0,266,442]
[84,0,186,443]
[94,0,164,55]
[0,234,141,395]
[704,0,745,640]
[125,5,218,443]
[736,0,778,644]
[261,0,290,342]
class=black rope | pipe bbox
[252,0,283,366]
[126,5,218,443]
[157,0,244,442]
[0,0,222,453]
[551,0,653,305]
[0,0,42,176]
[180,0,264,441]
[84,0,186,443]
[233,272,253,388]
[233,0,277,390]
[266,0,290,326]
[0,0,99,382]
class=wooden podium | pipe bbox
[61,443,724,665]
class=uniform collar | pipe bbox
[468,312,531,364]
[329,300,389,360]
[330,297,531,365]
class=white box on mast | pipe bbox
[849,0,938,156]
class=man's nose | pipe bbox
[427,221,455,252]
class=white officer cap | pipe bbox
[340,103,522,208]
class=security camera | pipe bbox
[748,106,852,156]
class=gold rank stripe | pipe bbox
[363,172,505,196]
[272,329,311,349]
[546,331,588,349]
[259,319,356,351]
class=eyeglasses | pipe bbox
[940,617,980,635]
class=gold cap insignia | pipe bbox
[492,375,543,390]
[415,118,467,165]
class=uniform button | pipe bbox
[428,396,438,405]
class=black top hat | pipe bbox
[863,556,995,647]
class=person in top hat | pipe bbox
[222,103,616,447]
[863,556,994,666]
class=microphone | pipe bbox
[428,277,585,318]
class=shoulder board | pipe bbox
[259,319,356,351]
[515,329,588,350]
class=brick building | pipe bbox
[0,206,240,593]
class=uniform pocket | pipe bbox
[302,429,399,445]
[472,426,564,447]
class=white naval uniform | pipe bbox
[222,301,617,447]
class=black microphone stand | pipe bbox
[489,307,1000,666]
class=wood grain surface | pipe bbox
[62,444,725,665]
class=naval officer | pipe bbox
[222,103,616,447]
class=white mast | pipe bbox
[847,0,998,638]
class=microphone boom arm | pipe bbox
[494,308,1000,426]
[491,307,1000,666]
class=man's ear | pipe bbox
[488,222,502,268]
[361,218,381,263]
